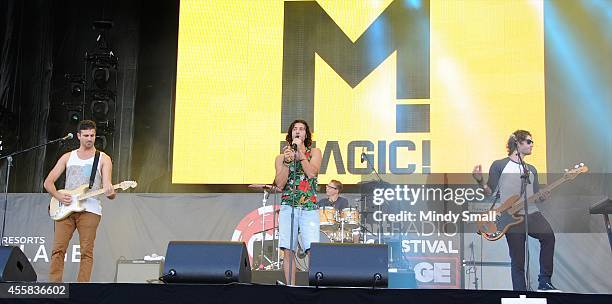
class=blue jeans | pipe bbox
[278,205,320,252]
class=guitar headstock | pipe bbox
[562,163,588,180]
[118,181,138,190]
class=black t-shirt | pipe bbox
[318,196,349,211]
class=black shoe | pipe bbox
[537,282,561,292]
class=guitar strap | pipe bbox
[89,151,100,189]
[487,183,502,211]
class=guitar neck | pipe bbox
[78,184,123,201]
[508,176,567,214]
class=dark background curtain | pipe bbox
[0,0,140,193]
[0,0,53,193]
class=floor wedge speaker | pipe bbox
[162,241,251,283]
[0,246,37,282]
[309,243,387,287]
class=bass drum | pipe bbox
[294,231,331,271]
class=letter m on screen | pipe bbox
[281,0,430,132]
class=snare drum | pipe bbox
[319,206,337,231]
[339,207,360,228]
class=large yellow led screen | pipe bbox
[173,0,546,184]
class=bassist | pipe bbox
[472,130,557,291]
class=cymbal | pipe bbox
[248,184,282,193]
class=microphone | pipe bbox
[291,136,299,150]
[61,133,74,141]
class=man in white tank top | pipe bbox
[43,120,115,282]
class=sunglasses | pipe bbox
[326,185,338,190]
[524,139,534,145]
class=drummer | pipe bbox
[318,180,360,242]
[318,180,348,210]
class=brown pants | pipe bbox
[49,211,101,282]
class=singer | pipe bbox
[472,130,557,291]
[273,119,322,285]
[43,120,116,282]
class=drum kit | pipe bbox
[248,183,364,271]
[318,206,361,243]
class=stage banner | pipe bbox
[2,192,611,293]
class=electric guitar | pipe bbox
[48,181,137,221]
[476,164,587,241]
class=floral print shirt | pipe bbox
[281,147,318,210]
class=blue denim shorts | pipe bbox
[278,204,320,252]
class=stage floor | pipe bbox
[2,283,610,304]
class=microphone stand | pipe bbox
[287,144,299,285]
[272,187,280,270]
[0,135,71,242]
[361,152,383,183]
[516,151,532,291]
[258,190,269,270]
[357,220,376,243]
[361,152,384,244]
